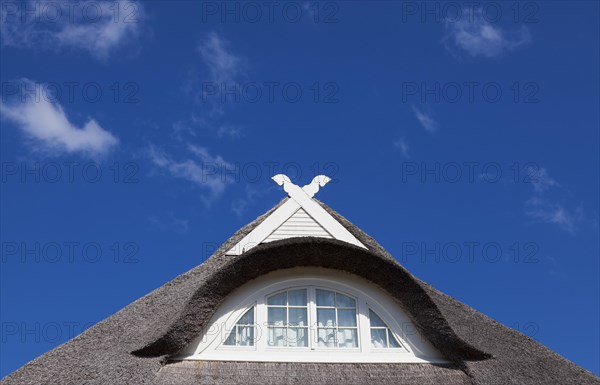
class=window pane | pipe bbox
[337,328,358,348]
[369,308,403,349]
[223,328,236,346]
[238,308,254,325]
[224,307,255,346]
[388,331,402,348]
[337,309,357,327]
[288,289,307,306]
[335,293,356,308]
[268,327,286,347]
[289,308,307,326]
[317,308,336,327]
[287,327,308,347]
[268,307,286,326]
[267,292,286,306]
[316,289,334,306]
[237,326,254,346]
[369,309,386,327]
[317,328,337,347]
[371,328,387,348]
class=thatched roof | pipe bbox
[2,198,599,385]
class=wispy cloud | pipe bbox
[146,143,234,205]
[524,167,582,234]
[216,123,243,139]
[231,185,274,219]
[394,137,410,158]
[177,32,246,141]
[526,197,581,235]
[529,166,560,193]
[148,212,190,234]
[0,79,118,156]
[0,0,144,60]
[443,8,531,58]
[197,31,244,84]
[147,32,244,202]
[412,106,438,132]
[172,115,243,141]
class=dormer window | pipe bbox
[177,268,446,364]
[221,287,403,351]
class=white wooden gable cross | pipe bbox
[226,174,366,255]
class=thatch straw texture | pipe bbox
[2,198,599,385]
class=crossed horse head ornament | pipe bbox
[271,174,331,199]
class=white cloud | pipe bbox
[147,144,234,204]
[197,32,243,84]
[394,137,410,158]
[412,106,438,132]
[173,115,243,141]
[148,212,190,234]
[526,197,580,235]
[523,168,582,234]
[231,185,273,219]
[0,80,118,156]
[216,124,242,139]
[0,0,143,60]
[529,166,560,193]
[443,8,531,58]
[175,32,245,141]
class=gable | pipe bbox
[226,175,365,255]
[264,208,333,243]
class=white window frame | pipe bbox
[176,268,448,363]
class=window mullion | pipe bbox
[308,286,316,350]
[257,299,265,352]
[385,329,390,348]
[334,295,339,348]
[358,300,369,351]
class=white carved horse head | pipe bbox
[271,174,331,198]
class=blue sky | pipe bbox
[1,0,599,377]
